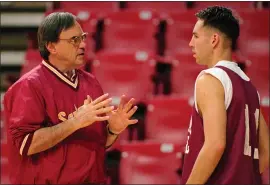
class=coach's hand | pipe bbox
[107,95,138,134]
[73,94,114,130]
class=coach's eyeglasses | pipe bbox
[59,32,88,46]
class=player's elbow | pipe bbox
[205,140,226,156]
[260,149,269,173]
[214,142,226,155]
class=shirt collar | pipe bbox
[42,60,79,89]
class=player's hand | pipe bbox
[73,93,114,130]
[107,95,138,134]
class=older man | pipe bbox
[4,12,138,184]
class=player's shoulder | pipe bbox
[196,73,223,89]
[203,67,228,77]
[197,67,231,85]
[196,67,229,94]
[197,67,227,81]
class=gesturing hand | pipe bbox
[73,93,114,130]
[107,95,138,134]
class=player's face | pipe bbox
[55,21,86,69]
[189,19,213,65]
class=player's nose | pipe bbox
[189,38,193,47]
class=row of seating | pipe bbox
[42,8,269,58]
[1,92,268,144]
[21,49,269,101]
[54,2,266,13]
[1,139,269,184]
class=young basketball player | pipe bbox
[182,6,269,184]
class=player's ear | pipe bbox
[46,41,57,55]
[211,33,219,48]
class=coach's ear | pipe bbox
[46,41,57,55]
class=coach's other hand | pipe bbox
[107,95,138,134]
[73,93,114,130]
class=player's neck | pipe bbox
[208,49,232,68]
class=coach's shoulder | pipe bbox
[6,66,42,95]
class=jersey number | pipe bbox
[244,104,259,159]
[185,117,192,154]
[185,105,259,158]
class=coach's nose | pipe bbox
[79,39,86,49]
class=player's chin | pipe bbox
[195,58,200,64]
[195,58,204,65]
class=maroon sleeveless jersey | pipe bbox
[181,66,262,184]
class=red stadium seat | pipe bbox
[193,2,254,11]
[145,96,192,144]
[261,105,269,125]
[237,10,269,57]
[1,142,8,159]
[126,2,187,13]
[91,51,156,103]
[170,53,206,97]
[45,8,98,35]
[245,55,269,100]
[1,158,9,184]
[58,2,119,13]
[1,110,6,142]
[1,141,10,184]
[166,11,197,55]
[119,141,183,184]
[20,49,42,76]
[102,10,159,52]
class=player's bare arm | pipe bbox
[105,95,138,148]
[186,74,226,184]
[258,111,269,173]
[24,93,113,156]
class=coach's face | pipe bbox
[189,19,213,65]
[55,21,87,69]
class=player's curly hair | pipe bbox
[37,12,76,61]
[196,6,240,50]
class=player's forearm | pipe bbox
[258,113,269,174]
[186,143,225,184]
[259,152,269,174]
[259,135,269,174]
[26,118,78,156]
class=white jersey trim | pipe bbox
[194,60,251,113]
[20,134,29,155]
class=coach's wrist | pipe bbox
[107,125,120,135]
[69,117,81,131]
